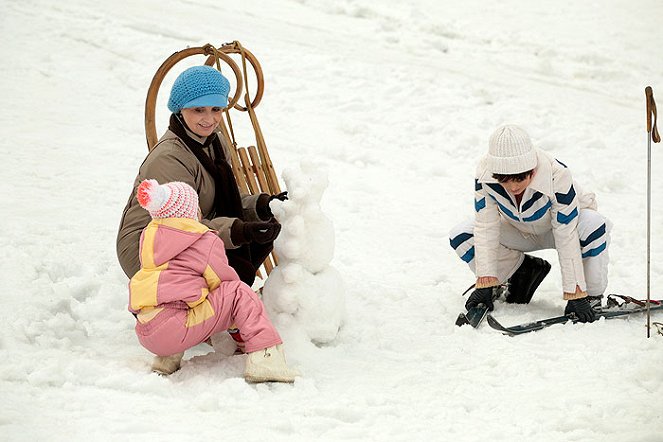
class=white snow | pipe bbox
[1,0,663,440]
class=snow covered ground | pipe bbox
[1,0,662,440]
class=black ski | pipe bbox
[455,305,490,328]
[487,301,663,336]
[456,284,508,328]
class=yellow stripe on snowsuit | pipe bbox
[152,218,210,234]
[141,222,160,268]
[185,264,222,315]
[130,223,168,311]
[186,299,216,327]
[203,264,221,291]
[136,306,164,324]
[186,288,209,308]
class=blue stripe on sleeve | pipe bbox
[460,246,475,263]
[555,185,576,205]
[582,242,606,258]
[450,232,473,250]
[557,207,578,224]
[475,197,486,212]
[580,224,606,247]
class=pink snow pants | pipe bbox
[135,280,282,356]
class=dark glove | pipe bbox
[231,220,281,245]
[256,191,289,220]
[564,297,596,323]
[465,287,496,311]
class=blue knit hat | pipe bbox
[167,66,230,113]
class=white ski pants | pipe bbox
[449,209,611,296]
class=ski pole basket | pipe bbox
[144,42,281,277]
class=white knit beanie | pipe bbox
[486,125,538,174]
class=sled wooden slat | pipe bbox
[263,255,274,274]
[248,146,270,193]
[221,133,250,195]
[237,148,260,195]
[248,105,280,194]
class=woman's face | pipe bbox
[180,106,223,137]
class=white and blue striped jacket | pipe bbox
[474,147,597,294]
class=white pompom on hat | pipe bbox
[136,179,199,220]
[486,125,538,174]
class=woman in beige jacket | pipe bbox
[117,65,285,285]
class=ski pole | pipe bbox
[645,86,660,338]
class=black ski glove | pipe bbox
[564,297,596,323]
[256,191,289,220]
[465,287,496,311]
[231,220,281,245]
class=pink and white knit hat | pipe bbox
[136,179,199,220]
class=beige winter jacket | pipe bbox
[116,127,261,278]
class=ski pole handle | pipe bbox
[645,86,660,143]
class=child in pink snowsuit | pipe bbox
[129,179,298,383]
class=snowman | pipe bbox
[261,161,345,345]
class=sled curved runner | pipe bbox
[144,42,281,277]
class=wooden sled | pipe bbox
[144,42,280,277]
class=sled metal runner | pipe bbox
[487,301,663,336]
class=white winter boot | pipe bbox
[151,352,184,376]
[244,345,300,383]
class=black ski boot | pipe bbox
[505,255,551,304]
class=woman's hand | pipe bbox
[256,191,288,220]
[231,220,281,245]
